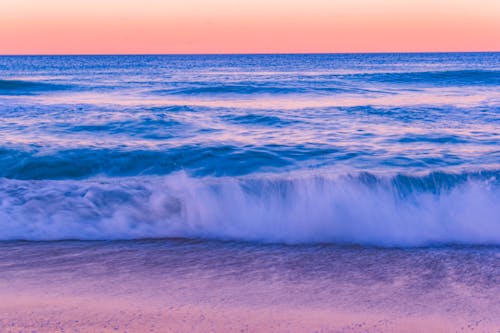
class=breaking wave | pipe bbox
[0,171,498,246]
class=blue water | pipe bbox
[0,53,499,246]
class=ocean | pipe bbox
[1,53,500,331]
[0,53,499,246]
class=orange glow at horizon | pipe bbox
[1,0,499,54]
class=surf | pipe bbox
[0,171,498,246]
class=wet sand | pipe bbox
[0,240,499,332]
[0,294,476,333]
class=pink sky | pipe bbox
[1,0,499,54]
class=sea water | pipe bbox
[0,53,499,246]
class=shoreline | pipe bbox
[1,241,498,332]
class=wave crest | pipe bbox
[0,172,499,246]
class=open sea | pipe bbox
[0,53,499,245]
[0,53,499,331]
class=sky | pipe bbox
[1,0,499,54]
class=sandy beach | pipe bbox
[0,294,481,333]
[1,241,498,332]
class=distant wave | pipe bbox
[0,171,498,246]
[220,113,297,127]
[349,69,500,86]
[146,70,500,96]
[0,79,70,95]
[152,84,363,96]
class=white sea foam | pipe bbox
[0,172,498,246]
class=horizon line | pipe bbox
[1,50,499,57]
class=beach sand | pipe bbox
[0,293,483,333]
[0,241,498,332]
